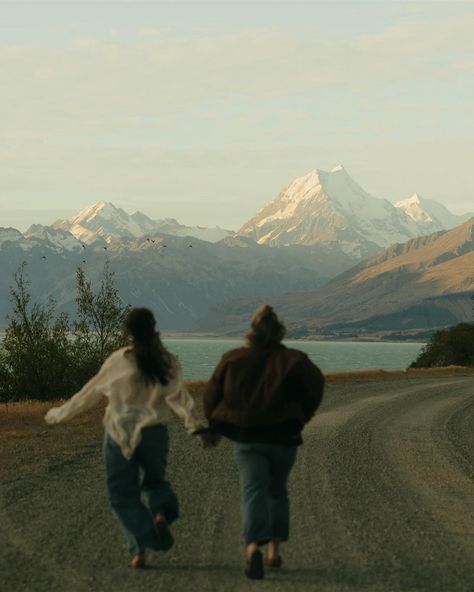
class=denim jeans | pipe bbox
[103,424,179,555]
[233,441,297,545]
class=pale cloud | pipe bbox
[0,8,473,229]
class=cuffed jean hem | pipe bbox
[234,442,297,547]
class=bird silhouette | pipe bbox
[41,255,47,260]
[188,244,193,248]
[103,246,108,251]
[82,260,86,264]
[82,244,86,249]
[151,239,156,243]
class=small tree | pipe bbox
[409,322,474,368]
[73,260,130,380]
[0,262,72,401]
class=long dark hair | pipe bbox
[246,304,286,349]
[124,308,173,385]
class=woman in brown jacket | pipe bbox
[203,304,324,579]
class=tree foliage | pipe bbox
[0,263,72,401]
[73,261,130,381]
[409,322,474,368]
[0,260,130,402]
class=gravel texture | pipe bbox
[1,377,473,592]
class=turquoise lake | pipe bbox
[162,338,425,381]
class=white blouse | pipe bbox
[45,347,200,458]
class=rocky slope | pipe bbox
[199,217,474,338]
[0,229,354,330]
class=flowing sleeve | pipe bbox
[44,357,111,425]
[164,363,201,434]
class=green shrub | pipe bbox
[409,322,474,368]
[0,260,130,402]
[0,263,74,401]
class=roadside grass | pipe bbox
[2,368,473,479]
[325,365,474,383]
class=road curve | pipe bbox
[1,377,473,591]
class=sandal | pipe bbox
[264,555,283,568]
[245,549,264,580]
[129,553,145,568]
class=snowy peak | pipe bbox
[52,201,234,244]
[239,166,473,258]
[238,166,421,256]
[395,194,473,231]
[395,194,438,226]
[53,201,158,244]
[24,225,83,252]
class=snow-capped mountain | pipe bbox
[52,201,234,244]
[52,201,157,244]
[24,225,83,252]
[199,216,474,337]
[395,193,473,233]
[238,166,470,259]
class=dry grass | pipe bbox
[325,366,474,383]
[2,368,473,478]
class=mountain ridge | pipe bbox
[238,166,472,259]
[197,217,474,338]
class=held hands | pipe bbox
[199,432,222,448]
[193,428,221,449]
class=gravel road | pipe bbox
[1,377,473,591]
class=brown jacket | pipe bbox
[204,345,324,429]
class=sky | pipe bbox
[0,0,473,231]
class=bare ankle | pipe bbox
[246,542,259,558]
[267,539,280,559]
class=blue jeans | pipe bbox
[103,424,179,556]
[233,442,297,545]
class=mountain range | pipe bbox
[198,217,474,339]
[238,165,472,258]
[51,201,234,244]
[1,165,472,335]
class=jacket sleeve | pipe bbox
[295,354,325,423]
[44,358,110,424]
[203,357,227,420]
[164,363,201,434]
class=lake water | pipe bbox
[162,338,425,381]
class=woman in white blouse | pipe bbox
[45,307,202,568]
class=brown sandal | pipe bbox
[128,553,145,568]
[264,555,283,568]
